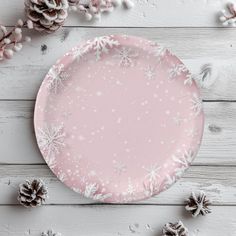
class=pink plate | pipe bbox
[34,35,204,203]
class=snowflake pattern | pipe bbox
[47,64,70,94]
[113,47,138,67]
[144,66,156,80]
[143,164,161,182]
[143,180,159,197]
[83,183,112,201]
[172,149,195,168]
[113,160,127,175]
[152,44,169,63]
[85,35,120,60]
[168,63,188,80]
[37,124,65,158]
[35,35,203,203]
[191,93,203,116]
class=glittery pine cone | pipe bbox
[185,191,211,217]
[25,0,69,33]
[18,179,48,207]
[162,221,188,236]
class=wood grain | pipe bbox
[1,28,236,100]
[0,205,235,236]
[0,164,236,205]
[0,101,235,165]
[0,0,231,27]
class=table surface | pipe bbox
[1,0,236,235]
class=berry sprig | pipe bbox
[219,2,236,27]
[0,19,33,61]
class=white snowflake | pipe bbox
[144,66,156,80]
[191,93,203,116]
[163,174,177,190]
[143,164,161,182]
[184,73,194,86]
[45,155,57,169]
[113,47,138,67]
[168,63,188,80]
[83,183,112,201]
[173,114,184,126]
[122,179,136,201]
[113,160,127,175]
[47,64,70,94]
[85,35,120,60]
[57,171,67,182]
[172,149,195,168]
[70,45,86,61]
[143,180,159,197]
[152,44,168,63]
[37,124,65,158]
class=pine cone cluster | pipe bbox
[185,191,211,217]
[162,221,188,236]
[25,0,69,33]
[18,179,48,207]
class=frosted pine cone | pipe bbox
[25,0,69,33]
[162,221,188,236]
[42,229,62,236]
[18,179,48,207]
[185,191,211,217]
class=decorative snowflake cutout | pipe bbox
[144,66,156,80]
[168,63,188,80]
[85,35,120,60]
[37,124,65,158]
[191,93,203,116]
[143,164,161,182]
[83,183,112,201]
[113,47,138,67]
[47,64,70,94]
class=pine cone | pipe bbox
[25,0,69,33]
[42,229,62,236]
[162,221,188,236]
[68,0,79,6]
[18,179,48,207]
[185,191,211,217]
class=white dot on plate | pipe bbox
[165,110,170,115]
[117,117,122,124]
[96,91,102,96]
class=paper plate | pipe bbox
[34,35,204,203]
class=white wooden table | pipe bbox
[1,1,236,235]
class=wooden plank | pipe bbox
[0,101,235,165]
[0,205,235,236]
[1,28,236,100]
[0,165,236,205]
[0,0,231,27]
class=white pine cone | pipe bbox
[18,179,48,207]
[185,191,211,217]
[25,0,69,33]
[42,229,62,236]
[162,221,188,236]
